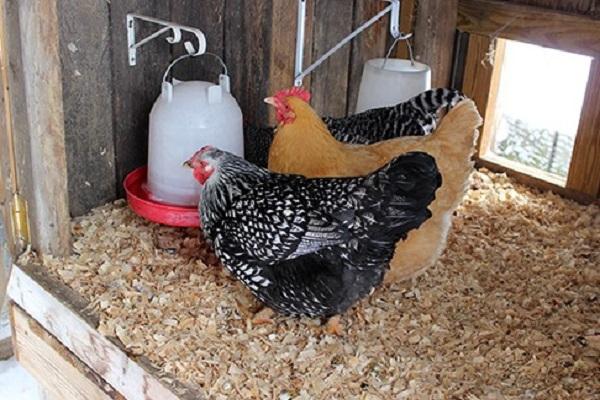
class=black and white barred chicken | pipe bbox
[245,88,464,167]
[185,146,441,324]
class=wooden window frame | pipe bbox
[458,0,600,203]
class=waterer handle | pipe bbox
[161,53,230,102]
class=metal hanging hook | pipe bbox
[126,14,207,66]
[293,0,412,87]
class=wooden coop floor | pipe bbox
[16,170,600,399]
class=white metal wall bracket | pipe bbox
[294,0,411,87]
[126,14,207,67]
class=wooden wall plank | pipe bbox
[268,0,307,124]
[461,34,500,155]
[0,0,14,256]
[395,0,417,60]
[567,59,600,197]
[0,218,10,355]
[16,0,71,255]
[497,0,599,18]
[310,0,354,118]
[461,34,494,119]
[458,0,600,58]
[477,38,505,156]
[224,0,273,126]
[110,1,172,197]
[412,0,459,87]
[347,0,389,114]
[57,0,117,217]
[11,304,123,400]
[169,0,226,82]
[1,0,35,256]
[7,264,196,400]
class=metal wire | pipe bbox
[295,4,395,86]
[162,52,228,83]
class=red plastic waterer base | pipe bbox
[124,166,201,228]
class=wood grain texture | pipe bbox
[395,0,416,60]
[57,0,117,217]
[11,304,123,400]
[567,59,600,197]
[458,0,600,57]
[412,0,459,87]
[110,1,172,197]
[16,0,71,255]
[7,263,197,400]
[224,0,273,126]
[169,0,225,82]
[0,218,9,352]
[0,0,13,255]
[461,34,494,123]
[347,0,389,114]
[477,38,505,157]
[0,0,33,257]
[268,0,313,124]
[310,0,354,118]
[462,34,507,156]
[496,0,599,18]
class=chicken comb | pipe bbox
[274,87,311,103]
[199,145,213,154]
[189,145,213,161]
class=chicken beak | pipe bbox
[182,160,193,168]
[264,97,277,106]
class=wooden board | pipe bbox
[11,304,123,400]
[268,0,310,124]
[0,222,9,352]
[0,0,14,254]
[224,0,274,127]
[498,0,599,18]
[56,1,117,217]
[458,0,600,58]
[395,0,416,60]
[109,1,172,198]
[412,0,459,87]
[15,0,71,255]
[477,38,506,157]
[169,0,225,82]
[0,0,35,256]
[461,34,495,125]
[7,263,198,400]
[310,0,354,118]
[567,58,600,197]
[346,1,389,114]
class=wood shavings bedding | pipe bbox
[23,170,599,399]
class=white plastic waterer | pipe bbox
[355,58,431,113]
[147,54,244,206]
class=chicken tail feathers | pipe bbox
[360,152,442,243]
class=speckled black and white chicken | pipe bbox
[185,146,441,320]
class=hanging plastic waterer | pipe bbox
[355,38,431,113]
[293,0,430,113]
